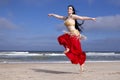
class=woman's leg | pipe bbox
[80,63,85,72]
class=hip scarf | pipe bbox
[58,33,86,65]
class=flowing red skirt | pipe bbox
[58,33,86,65]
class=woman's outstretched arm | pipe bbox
[48,13,66,20]
[72,14,96,21]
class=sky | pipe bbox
[0,0,120,51]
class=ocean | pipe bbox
[0,51,120,63]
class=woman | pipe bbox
[48,5,96,72]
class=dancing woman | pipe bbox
[48,5,96,72]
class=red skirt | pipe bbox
[58,33,86,65]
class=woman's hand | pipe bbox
[48,14,53,17]
[92,18,96,21]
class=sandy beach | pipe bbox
[0,62,120,80]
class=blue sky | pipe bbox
[0,0,120,51]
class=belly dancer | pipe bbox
[48,5,96,72]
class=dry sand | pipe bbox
[0,62,120,80]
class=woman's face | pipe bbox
[68,6,73,14]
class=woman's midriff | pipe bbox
[66,26,80,36]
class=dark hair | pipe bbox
[68,5,84,32]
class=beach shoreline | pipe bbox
[0,62,120,80]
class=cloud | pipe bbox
[84,14,120,31]
[0,17,17,29]
[83,37,120,51]
[0,34,58,51]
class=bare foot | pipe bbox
[64,47,70,54]
[80,64,85,72]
